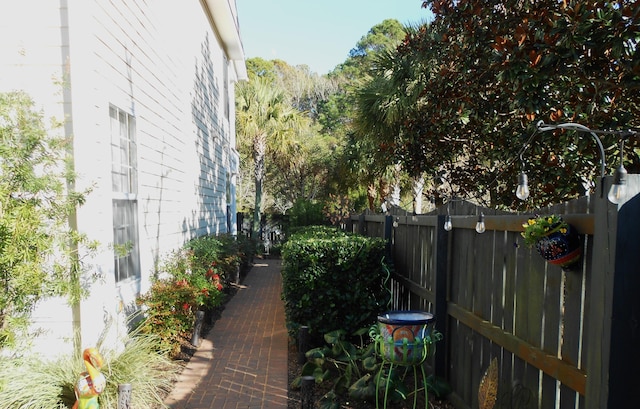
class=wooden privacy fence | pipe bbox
[348,175,640,409]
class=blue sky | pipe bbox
[236,0,433,75]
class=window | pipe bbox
[110,105,140,282]
[226,172,232,232]
[112,199,140,282]
[110,106,137,194]
[223,56,229,121]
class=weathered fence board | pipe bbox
[349,175,640,409]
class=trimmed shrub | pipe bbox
[286,198,327,233]
[281,226,391,345]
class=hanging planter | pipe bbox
[521,215,582,269]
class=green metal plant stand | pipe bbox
[373,311,436,409]
[375,336,430,409]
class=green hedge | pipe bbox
[281,226,391,344]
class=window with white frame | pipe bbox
[223,56,229,121]
[109,105,140,282]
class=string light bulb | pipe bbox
[444,215,452,231]
[444,201,453,231]
[608,139,628,204]
[516,172,529,201]
[608,165,628,204]
[475,213,486,233]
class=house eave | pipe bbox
[203,0,248,80]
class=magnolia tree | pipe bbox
[368,1,640,209]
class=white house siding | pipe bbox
[0,0,245,357]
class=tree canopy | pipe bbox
[385,0,640,208]
[236,2,640,224]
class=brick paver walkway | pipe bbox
[165,258,289,409]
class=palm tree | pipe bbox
[354,27,428,212]
[236,78,302,239]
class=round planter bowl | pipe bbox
[376,310,436,365]
[535,223,582,269]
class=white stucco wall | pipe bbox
[0,0,243,357]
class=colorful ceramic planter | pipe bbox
[376,310,436,365]
[535,222,582,269]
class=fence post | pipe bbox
[117,384,131,409]
[301,375,315,409]
[298,325,309,365]
[384,215,393,258]
[581,176,617,408]
[358,213,365,236]
[602,175,640,408]
[191,310,205,346]
[434,214,449,378]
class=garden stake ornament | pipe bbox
[73,347,107,409]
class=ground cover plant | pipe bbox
[288,326,451,409]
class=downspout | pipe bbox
[59,0,82,355]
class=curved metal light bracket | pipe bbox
[518,121,637,203]
[535,120,606,179]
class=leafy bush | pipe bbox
[281,226,391,344]
[287,198,327,232]
[156,247,225,310]
[0,91,93,348]
[211,233,254,281]
[187,233,256,281]
[186,235,224,273]
[136,277,200,357]
[137,238,228,357]
[293,327,448,408]
[234,233,257,271]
